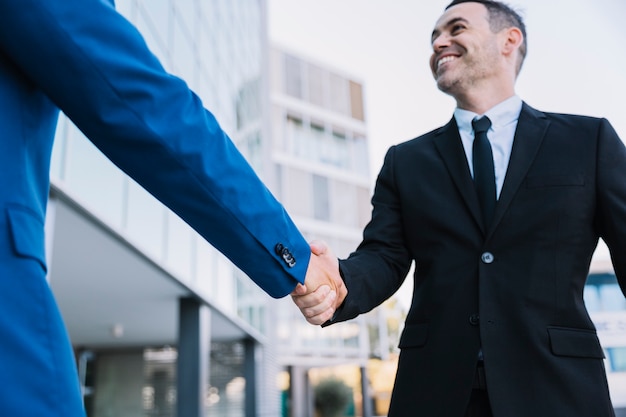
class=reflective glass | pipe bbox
[64,126,125,227]
[125,180,165,259]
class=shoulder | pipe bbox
[522,104,622,151]
[522,103,606,128]
[391,120,455,154]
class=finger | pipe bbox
[291,283,307,296]
[292,283,330,305]
[291,286,332,310]
[305,307,335,325]
[294,290,336,317]
[309,240,328,256]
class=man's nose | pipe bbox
[432,33,451,52]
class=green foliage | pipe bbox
[314,377,352,417]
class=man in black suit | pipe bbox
[293,1,626,416]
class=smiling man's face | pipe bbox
[429,2,503,97]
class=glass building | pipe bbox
[265,47,374,417]
[47,1,279,416]
[46,2,378,417]
[584,245,626,415]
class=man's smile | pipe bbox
[437,55,458,69]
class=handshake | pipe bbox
[290,241,347,325]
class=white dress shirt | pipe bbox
[454,95,523,199]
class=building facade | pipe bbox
[263,47,374,417]
[586,244,626,415]
[46,2,379,417]
[47,1,278,416]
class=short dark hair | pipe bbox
[446,0,527,73]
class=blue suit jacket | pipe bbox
[0,0,308,415]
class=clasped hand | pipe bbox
[291,240,346,325]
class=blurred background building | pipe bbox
[45,0,393,416]
[43,0,625,416]
[586,256,626,416]
[48,1,284,416]
[265,46,374,417]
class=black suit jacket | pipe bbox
[329,103,626,416]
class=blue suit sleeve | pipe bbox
[0,0,309,297]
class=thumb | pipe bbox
[309,240,329,256]
[292,283,307,296]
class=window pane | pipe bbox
[165,211,193,280]
[313,174,330,221]
[308,64,325,107]
[65,126,125,227]
[608,347,626,372]
[285,54,303,99]
[599,284,626,311]
[287,115,307,159]
[352,135,370,176]
[125,180,165,259]
[331,180,357,227]
[330,130,349,168]
[311,122,326,164]
[329,73,349,116]
[583,285,602,312]
[350,80,365,121]
[286,168,312,217]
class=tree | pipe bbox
[314,377,352,417]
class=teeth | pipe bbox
[438,56,456,68]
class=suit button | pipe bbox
[481,252,494,264]
[275,243,296,267]
[469,314,480,326]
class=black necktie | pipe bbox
[472,116,495,229]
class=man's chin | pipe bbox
[436,78,455,94]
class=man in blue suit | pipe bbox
[0,0,344,415]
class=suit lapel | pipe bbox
[489,103,551,236]
[434,118,484,232]
[434,104,551,237]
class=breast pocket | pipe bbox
[525,174,585,188]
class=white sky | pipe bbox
[268,0,626,308]
[269,0,626,176]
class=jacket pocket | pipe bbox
[7,205,47,272]
[398,323,429,349]
[547,326,604,358]
[526,174,585,188]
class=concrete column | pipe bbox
[243,338,257,417]
[177,297,210,417]
[361,365,374,417]
[289,366,312,417]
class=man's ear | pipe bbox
[502,27,523,57]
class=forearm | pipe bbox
[0,0,309,297]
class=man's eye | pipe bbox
[452,24,466,34]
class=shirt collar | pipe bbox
[454,95,523,135]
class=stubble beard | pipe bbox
[435,65,467,98]
[435,52,495,98]
[436,73,462,96]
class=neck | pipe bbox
[456,91,516,115]
[453,79,516,114]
